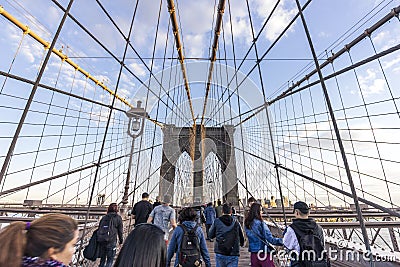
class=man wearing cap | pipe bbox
[283,201,327,266]
[147,194,177,244]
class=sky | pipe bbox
[0,0,399,209]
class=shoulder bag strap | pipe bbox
[179,224,187,234]
[289,223,305,244]
[249,224,268,246]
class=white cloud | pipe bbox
[45,6,62,29]
[120,72,136,86]
[88,106,113,125]
[382,55,400,71]
[177,1,215,34]
[184,34,205,58]
[129,62,147,77]
[225,17,253,45]
[93,74,112,85]
[90,23,125,54]
[318,31,330,38]
[358,68,385,96]
[372,31,389,45]
[4,24,43,64]
[371,27,400,52]
[118,88,131,99]
[251,0,297,41]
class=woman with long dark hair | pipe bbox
[114,223,166,267]
[0,213,78,267]
[244,203,283,267]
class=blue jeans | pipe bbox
[215,254,239,267]
[99,246,116,267]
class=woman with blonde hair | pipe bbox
[0,213,78,267]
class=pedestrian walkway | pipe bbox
[165,224,251,266]
[204,238,251,266]
[85,224,386,267]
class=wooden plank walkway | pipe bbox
[204,238,251,266]
[85,224,400,267]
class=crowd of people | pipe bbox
[0,193,328,267]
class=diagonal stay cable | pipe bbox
[94,0,189,122]
[0,0,75,188]
[205,0,312,124]
[236,42,400,127]
[50,0,189,123]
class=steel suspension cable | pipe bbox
[294,0,373,259]
[205,0,312,124]
[76,1,141,261]
[0,0,75,189]
[245,0,288,225]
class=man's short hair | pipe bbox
[293,201,309,214]
[162,194,171,204]
[222,203,231,214]
[248,197,256,203]
[179,207,197,222]
[142,192,149,199]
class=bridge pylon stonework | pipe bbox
[159,124,238,205]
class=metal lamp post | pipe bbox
[120,100,148,216]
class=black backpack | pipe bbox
[217,220,237,255]
[97,214,116,243]
[290,224,329,267]
[178,224,202,267]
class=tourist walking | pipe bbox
[167,207,211,267]
[147,195,177,244]
[132,192,153,226]
[209,203,244,267]
[153,195,162,209]
[283,201,329,266]
[97,203,124,267]
[204,202,216,241]
[245,202,283,267]
[215,199,223,218]
[114,223,166,267]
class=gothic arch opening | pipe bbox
[203,152,223,203]
[174,152,193,206]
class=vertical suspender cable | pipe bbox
[166,0,196,123]
[227,0,249,203]
[245,0,287,226]
[76,0,140,262]
[201,0,225,125]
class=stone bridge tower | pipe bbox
[159,124,239,205]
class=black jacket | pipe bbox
[209,215,244,256]
[290,218,324,248]
[99,212,124,247]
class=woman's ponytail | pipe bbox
[0,221,28,267]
